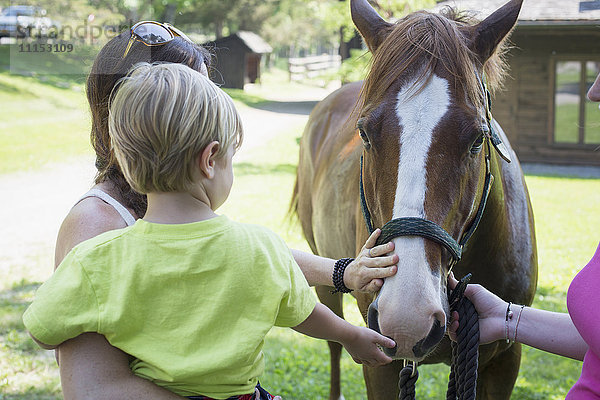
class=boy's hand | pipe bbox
[293,303,394,367]
[447,273,507,344]
[342,326,396,367]
[346,229,399,292]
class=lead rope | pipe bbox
[398,274,479,400]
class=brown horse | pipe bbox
[291,0,537,399]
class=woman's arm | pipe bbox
[448,274,588,361]
[54,196,186,399]
[292,303,396,367]
[292,229,398,292]
[59,333,183,400]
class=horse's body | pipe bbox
[292,1,537,399]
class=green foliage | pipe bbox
[0,0,439,58]
[260,0,437,55]
[260,0,339,56]
[222,88,270,108]
[338,48,371,83]
[375,0,436,19]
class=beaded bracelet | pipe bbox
[332,258,354,293]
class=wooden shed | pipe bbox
[434,0,600,165]
[204,31,272,90]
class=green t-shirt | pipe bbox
[23,216,316,398]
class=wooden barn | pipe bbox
[204,31,272,90]
[434,0,600,165]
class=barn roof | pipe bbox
[433,0,600,25]
[236,31,273,54]
[209,31,273,54]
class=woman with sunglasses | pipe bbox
[54,22,398,400]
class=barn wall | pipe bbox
[210,38,247,89]
[493,27,600,166]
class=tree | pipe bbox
[174,0,278,38]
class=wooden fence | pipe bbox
[288,54,341,81]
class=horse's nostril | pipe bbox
[367,295,381,333]
[434,310,446,328]
[383,338,397,357]
[412,319,446,358]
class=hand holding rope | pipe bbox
[398,274,480,400]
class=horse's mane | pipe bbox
[358,7,510,115]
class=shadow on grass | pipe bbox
[223,88,318,116]
[234,162,296,176]
[262,331,338,399]
[522,163,600,179]
[251,100,317,116]
[223,88,270,108]
[0,280,42,351]
[0,78,36,95]
[511,385,555,400]
[2,390,61,400]
[0,44,93,89]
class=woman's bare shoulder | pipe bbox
[54,196,129,268]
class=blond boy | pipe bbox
[23,63,395,400]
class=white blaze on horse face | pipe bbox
[376,74,450,359]
[393,74,450,218]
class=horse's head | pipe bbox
[351,0,522,361]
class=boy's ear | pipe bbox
[198,141,220,179]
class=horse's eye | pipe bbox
[470,134,484,154]
[359,128,371,150]
[357,119,371,150]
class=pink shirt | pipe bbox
[566,242,600,399]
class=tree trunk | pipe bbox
[162,4,176,24]
[339,28,362,60]
[215,20,224,38]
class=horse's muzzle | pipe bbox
[412,319,445,358]
[367,293,446,359]
[367,294,398,357]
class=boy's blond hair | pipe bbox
[109,62,243,194]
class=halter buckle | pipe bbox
[403,359,418,377]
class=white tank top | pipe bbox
[77,188,136,226]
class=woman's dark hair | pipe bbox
[86,31,211,217]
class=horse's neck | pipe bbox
[462,153,535,297]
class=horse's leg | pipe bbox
[477,343,522,400]
[315,285,345,400]
[362,361,403,400]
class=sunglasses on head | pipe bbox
[122,21,193,59]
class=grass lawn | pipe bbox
[1,68,599,399]
[0,44,270,175]
[0,71,91,174]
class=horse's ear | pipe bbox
[351,0,392,53]
[468,0,523,62]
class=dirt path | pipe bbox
[0,155,97,287]
[235,82,338,160]
[0,83,339,287]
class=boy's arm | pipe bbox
[291,229,398,292]
[292,303,396,367]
